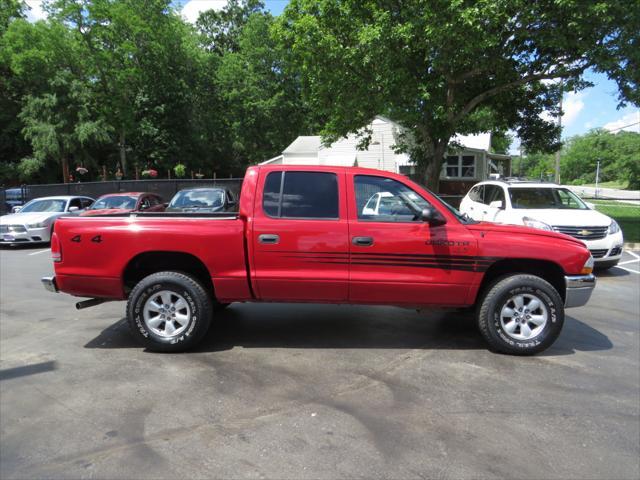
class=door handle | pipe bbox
[258,234,280,245]
[352,236,374,247]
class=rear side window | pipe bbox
[262,171,339,219]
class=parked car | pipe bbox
[3,187,25,214]
[166,187,237,213]
[1,196,94,245]
[81,192,165,216]
[459,180,623,269]
[42,166,595,355]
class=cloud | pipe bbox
[25,0,47,22]
[540,91,585,127]
[603,111,640,133]
[181,0,228,23]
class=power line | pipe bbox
[606,121,640,133]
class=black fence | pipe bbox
[2,178,245,213]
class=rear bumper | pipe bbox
[42,273,125,299]
[564,274,596,308]
[41,276,58,293]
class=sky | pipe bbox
[24,0,640,152]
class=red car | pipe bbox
[80,192,165,216]
[43,165,595,355]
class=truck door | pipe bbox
[251,168,349,301]
[347,173,478,306]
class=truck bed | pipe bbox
[52,213,251,301]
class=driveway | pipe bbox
[1,246,639,479]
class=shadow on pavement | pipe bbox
[0,361,57,381]
[84,304,612,356]
[595,267,632,278]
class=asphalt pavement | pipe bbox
[1,246,639,479]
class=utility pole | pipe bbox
[554,80,563,184]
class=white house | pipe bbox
[261,116,511,194]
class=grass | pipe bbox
[591,200,640,243]
[580,180,630,189]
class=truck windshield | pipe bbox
[509,188,588,209]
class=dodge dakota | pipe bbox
[42,165,596,355]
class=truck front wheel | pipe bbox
[477,274,564,355]
[126,271,213,352]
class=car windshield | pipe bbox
[509,188,588,209]
[169,189,224,208]
[91,196,137,210]
[19,199,66,213]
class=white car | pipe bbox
[0,195,94,245]
[459,180,623,269]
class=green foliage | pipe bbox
[173,163,186,178]
[523,130,640,189]
[275,0,638,188]
[592,200,640,243]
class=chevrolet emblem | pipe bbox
[579,229,592,236]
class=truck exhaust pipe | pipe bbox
[75,298,110,310]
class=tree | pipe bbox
[275,0,639,189]
[196,0,265,54]
[523,130,640,189]
[19,71,112,183]
[216,12,317,168]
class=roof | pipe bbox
[282,136,322,154]
[450,132,492,151]
[98,192,144,198]
[27,195,91,201]
[478,179,560,188]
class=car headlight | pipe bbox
[27,222,47,228]
[522,216,553,231]
[608,220,620,234]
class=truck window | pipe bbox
[355,175,431,222]
[263,171,339,219]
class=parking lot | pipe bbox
[1,247,639,479]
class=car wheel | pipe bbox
[126,271,212,352]
[477,274,564,355]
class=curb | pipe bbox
[623,243,640,250]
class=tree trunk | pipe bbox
[119,129,127,177]
[61,156,70,184]
[418,140,448,192]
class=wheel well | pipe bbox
[478,259,566,302]
[123,251,214,295]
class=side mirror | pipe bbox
[421,207,447,226]
[585,202,595,209]
[68,206,79,212]
[12,206,22,213]
[489,200,503,209]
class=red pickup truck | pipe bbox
[42,165,596,355]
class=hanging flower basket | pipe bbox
[75,167,88,175]
[141,169,158,178]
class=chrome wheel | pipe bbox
[143,290,191,338]
[499,293,548,341]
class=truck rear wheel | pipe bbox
[126,271,212,352]
[477,274,564,355]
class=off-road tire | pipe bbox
[126,271,212,352]
[477,274,564,355]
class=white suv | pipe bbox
[459,180,624,269]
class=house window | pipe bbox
[442,155,476,179]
